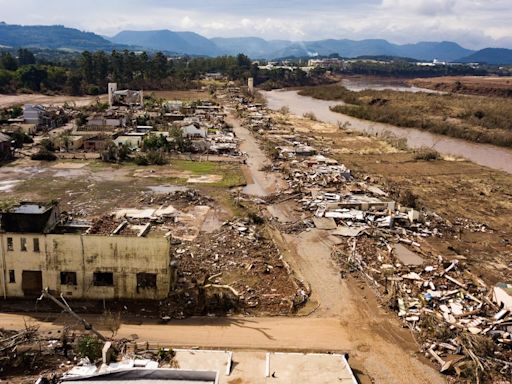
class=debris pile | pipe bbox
[0,326,73,381]
[335,236,512,382]
[164,218,307,318]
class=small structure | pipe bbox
[23,104,47,125]
[108,83,143,107]
[0,202,60,234]
[23,104,65,130]
[0,132,13,161]
[181,124,207,139]
[83,134,114,152]
[81,113,126,132]
[114,132,147,149]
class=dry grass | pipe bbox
[299,85,512,147]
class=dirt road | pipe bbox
[229,114,284,196]
[226,112,445,383]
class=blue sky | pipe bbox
[0,0,511,49]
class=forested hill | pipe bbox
[0,22,115,51]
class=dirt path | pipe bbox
[228,114,284,196]
[0,311,442,384]
[225,113,445,383]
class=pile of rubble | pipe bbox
[335,236,512,382]
[229,89,511,382]
[0,326,73,381]
[163,218,308,318]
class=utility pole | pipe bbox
[38,289,107,341]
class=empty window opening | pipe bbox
[60,271,77,286]
[33,238,40,252]
[136,273,157,291]
[7,237,13,251]
[8,270,15,283]
[93,272,114,287]
[20,238,27,252]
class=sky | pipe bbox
[0,0,511,49]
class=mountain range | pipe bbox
[1,22,512,64]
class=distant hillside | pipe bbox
[395,41,474,62]
[458,48,512,65]
[0,22,114,50]
[3,21,512,64]
[109,30,219,56]
[212,37,475,61]
[210,37,291,58]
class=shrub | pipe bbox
[76,335,103,361]
[399,189,418,208]
[133,150,167,166]
[10,131,33,148]
[133,154,149,166]
[414,147,441,161]
[303,112,317,121]
[40,138,55,152]
[31,148,57,161]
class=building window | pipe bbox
[93,272,114,287]
[136,273,157,291]
[20,238,27,252]
[33,238,40,252]
[7,237,13,251]
[60,272,77,286]
[8,270,15,283]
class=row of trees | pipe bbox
[0,47,329,95]
[0,48,257,95]
[342,60,488,78]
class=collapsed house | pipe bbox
[108,83,143,108]
[23,104,67,131]
[0,202,172,300]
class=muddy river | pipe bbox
[263,89,512,174]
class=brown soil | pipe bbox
[276,111,512,287]
[0,93,107,108]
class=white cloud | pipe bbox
[0,0,511,48]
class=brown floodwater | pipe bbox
[263,89,512,174]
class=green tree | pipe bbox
[67,71,83,95]
[17,48,36,66]
[0,69,14,93]
[0,52,18,71]
[16,65,48,91]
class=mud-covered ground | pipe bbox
[274,112,512,287]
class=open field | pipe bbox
[0,89,211,109]
[0,93,107,108]
[0,158,245,217]
[299,84,512,147]
[409,76,512,98]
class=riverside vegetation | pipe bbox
[299,85,512,147]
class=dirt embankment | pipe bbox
[408,76,512,98]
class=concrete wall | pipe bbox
[0,233,171,300]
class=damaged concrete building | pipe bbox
[0,202,172,300]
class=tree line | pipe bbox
[0,49,256,95]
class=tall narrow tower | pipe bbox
[108,83,118,107]
[248,77,254,95]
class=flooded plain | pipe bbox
[263,89,512,174]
